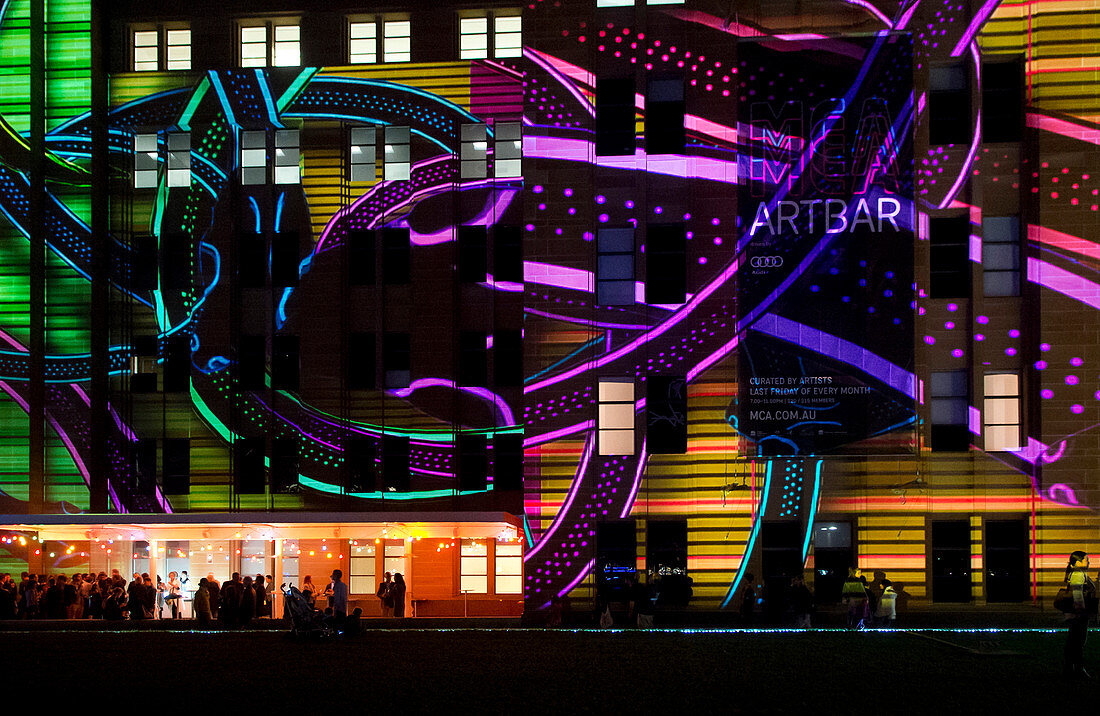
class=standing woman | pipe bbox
[166,571,182,619]
[302,575,318,608]
[1064,551,1095,679]
[392,573,407,618]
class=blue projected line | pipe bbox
[802,459,824,562]
[207,73,238,128]
[786,420,842,430]
[282,113,452,153]
[525,336,604,384]
[274,192,286,232]
[255,69,283,128]
[309,76,480,123]
[247,196,262,234]
[721,461,773,609]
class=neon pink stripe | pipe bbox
[525,433,593,561]
[1027,257,1100,311]
[1029,224,1100,261]
[951,0,1000,57]
[619,440,647,518]
[1027,113,1100,146]
[557,558,594,597]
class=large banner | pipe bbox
[736,34,916,456]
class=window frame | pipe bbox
[460,539,488,594]
[131,24,192,72]
[598,377,636,456]
[238,18,301,68]
[983,372,1021,452]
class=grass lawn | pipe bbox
[4,629,1093,711]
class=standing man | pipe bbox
[377,572,394,617]
[330,569,349,620]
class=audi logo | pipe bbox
[750,256,784,268]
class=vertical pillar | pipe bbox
[28,0,45,514]
[273,537,283,618]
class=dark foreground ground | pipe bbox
[5,628,1094,712]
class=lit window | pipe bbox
[383,541,406,576]
[349,20,377,64]
[275,129,300,185]
[383,19,411,63]
[384,126,410,181]
[133,133,159,189]
[494,122,522,178]
[349,543,376,594]
[273,24,300,67]
[166,29,191,70]
[460,123,487,179]
[350,127,376,182]
[597,227,635,306]
[133,31,159,72]
[984,373,1020,452]
[495,542,522,594]
[599,378,636,455]
[597,0,634,6]
[460,540,488,594]
[459,16,488,60]
[167,132,190,187]
[240,130,267,185]
[240,26,268,68]
[494,14,522,58]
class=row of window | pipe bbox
[929,370,1020,452]
[130,433,524,496]
[929,214,1021,298]
[132,123,522,189]
[343,539,523,595]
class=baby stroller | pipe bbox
[281,584,334,639]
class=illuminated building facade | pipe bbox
[0,0,1097,617]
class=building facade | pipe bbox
[0,0,1097,617]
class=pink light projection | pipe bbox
[1027,257,1100,311]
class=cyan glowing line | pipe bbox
[274,191,286,231]
[802,459,824,562]
[721,461,773,608]
[282,112,451,152]
[525,433,593,562]
[207,72,237,128]
[177,78,210,132]
[192,152,227,181]
[297,473,491,500]
[522,515,534,549]
[525,336,604,384]
[276,68,319,112]
[255,69,283,128]
[247,196,262,234]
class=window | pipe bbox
[646,520,688,579]
[349,127,376,182]
[494,122,522,178]
[133,30,159,71]
[348,230,375,286]
[132,26,191,72]
[349,543,376,593]
[240,130,267,185]
[494,14,522,58]
[493,434,523,490]
[347,332,376,390]
[163,334,190,392]
[646,223,686,304]
[597,227,635,306]
[167,132,190,187]
[458,331,487,387]
[646,375,687,454]
[460,540,488,594]
[493,225,522,283]
[282,541,299,590]
[382,227,410,284]
[383,332,410,389]
[982,60,1023,143]
[238,231,267,288]
[274,129,300,185]
[130,335,157,394]
[460,123,488,179]
[596,78,636,156]
[134,438,158,496]
[495,542,522,594]
[241,22,299,68]
[931,520,971,602]
[349,20,378,64]
[347,439,378,492]
[458,226,487,282]
[271,335,299,391]
[383,18,411,63]
[238,335,266,391]
[930,62,971,145]
[930,370,968,451]
[929,216,970,299]
[459,12,521,60]
[273,24,300,67]
[166,29,191,70]
[809,522,853,604]
[161,233,191,289]
[133,133,159,189]
[240,26,268,68]
[458,433,488,491]
[494,329,522,386]
[271,436,298,492]
[985,519,1028,602]
[459,16,488,60]
[235,437,265,494]
[131,236,158,291]
[599,378,635,455]
[984,373,1020,452]
[272,231,300,287]
[384,541,406,576]
[983,216,1020,297]
[162,438,190,494]
[646,78,685,154]
[384,126,410,181]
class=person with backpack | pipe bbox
[1063,551,1095,679]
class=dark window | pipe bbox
[163,334,190,392]
[930,63,971,145]
[458,433,488,491]
[348,332,376,390]
[494,329,522,387]
[131,236,158,291]
[162,438,190,494]
[238,335,266,391]
[271,436,299,493]
[494,225,522,283]
[596,519,636,602]
[929,216,970,298]
[131,335,158,393]
[492,433,523,490]
[646,375,687,454]
[161,233,192,289]
[596,77,636,156]
[382,227,410,284]
[982,59,1024,143]
[347,438,378,492]
[382,435,409,491]
[597,227,634,306]
[458,330,487,387]
[983,216,1020,297]
[238,231,267,289]
[234,437,266,494]
[984,519,1029,602]
[458,225,488,283]
[134,438,158,497]
[646,224,686,304]
[810,522,853,604]
[271,335,299,391]
[646,77,685,154]
[931,520,972,602]
[646,520,688,602]
[930,370,969,451]
[272,230,300,287]
[761,521,803,619]
[383,332,410,389]
[348,229,375,286]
